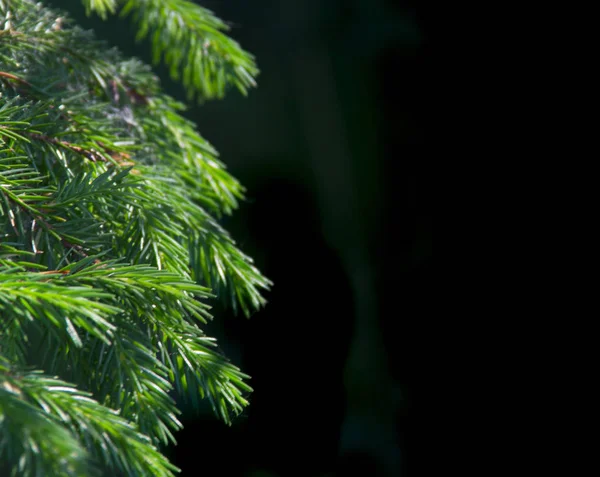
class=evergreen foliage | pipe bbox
[0,0,270,474]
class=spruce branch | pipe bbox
[82,0,259,101]
[1,0,269,473]
[0,357,179,477]
[82,0,118,19]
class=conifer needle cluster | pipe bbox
[0,1,269,475]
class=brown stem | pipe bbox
[0,71,32,87]
[25,131,107,163]
[61,238,88,257]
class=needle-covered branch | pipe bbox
[1,0,269,474]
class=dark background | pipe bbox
[56,1,431,476]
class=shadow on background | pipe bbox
[55,0,431,475]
